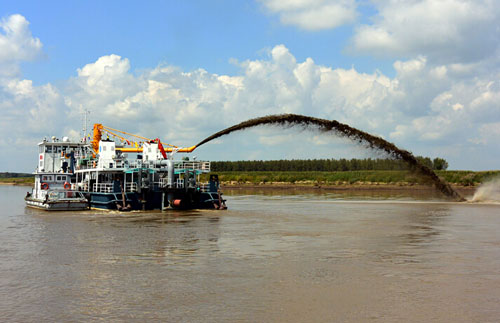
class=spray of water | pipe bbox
[471,177,500,203]
[195,114,465,201]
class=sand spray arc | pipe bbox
[195,114,465,201]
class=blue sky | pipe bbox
[1,0,499,171]
[7,0,392,83]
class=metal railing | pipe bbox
[158,178,169,188]
[174,161,210,172]
[175,178,184,188]
[76,158,210,172]
[47,190,86,200]
[198,183,211,192]
[90,182,137,193]
[124,182,137,192]
[93,183,114,193]
[76,159,126,170]
[127,160,144,169]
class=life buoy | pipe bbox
[41,182,49,190]
[64,182,71,190]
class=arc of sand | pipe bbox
[195,114,465,201]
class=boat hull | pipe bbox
[84,189,226,211]
[25,197,89,211]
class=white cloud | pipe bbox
[473,123,500,145]
[351,0,500,64]
[260,0,357,30]
[58,44,499,168]
[0,14,54,146]
[390,72,500,146]
[0,14,43,81]
[0,14,42,63]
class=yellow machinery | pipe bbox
[91,124,196,156]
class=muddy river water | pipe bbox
[1,185,499,322]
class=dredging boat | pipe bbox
[25,124,226,211]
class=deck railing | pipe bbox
[93,183,114,193]
[76,159,211,172]
[124,182,137,192]
[174,161,210,172]
[198,183,211,192]
[46,190,86,200]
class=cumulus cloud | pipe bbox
[0,14,42,63]
[0,74,66,172]
[351,0,500,64]
[260,0,357,30]
[0,14,43,79]
[389,63,500,147]
[261,0,500,65]
[0,14,51,137]
[58,44,499,167]
[0,14,66,172]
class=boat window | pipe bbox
[45,146,52,153]
[42,176,48,181]
[56,175,62,181]
[103,146,107,151]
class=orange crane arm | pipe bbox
[91,123,197,154]
[91,124,103,154]
[116,146,197,153]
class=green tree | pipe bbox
[433,157,449,170]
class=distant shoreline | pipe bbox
[0,182,32,186]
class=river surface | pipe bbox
[1,185,500,322]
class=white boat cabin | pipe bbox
[38,136,87,173]
[32,136,88,199]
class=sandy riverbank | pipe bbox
[220,182,477,196]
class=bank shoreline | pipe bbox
[220,182,477,195]
[0,182,32,186]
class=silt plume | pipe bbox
[195,114,465,201]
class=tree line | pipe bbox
[211,157,449,172]
[0,172,33,178]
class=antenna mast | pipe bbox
[81,107,91,141]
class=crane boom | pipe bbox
[91,123,197,155]
[116,146,197,153]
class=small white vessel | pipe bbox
[25,136,89,211]
[25,189,88,211]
